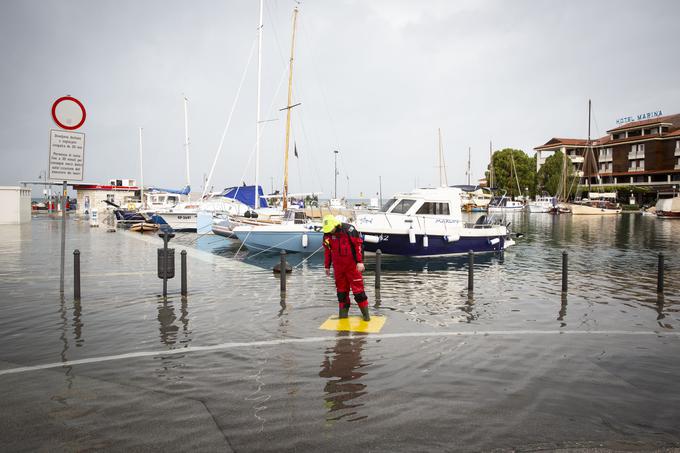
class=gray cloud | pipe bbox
[1,0,678,199]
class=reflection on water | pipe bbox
[319,333,369,423]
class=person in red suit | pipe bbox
[322,215,370,321]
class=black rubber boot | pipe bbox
[338,305,349,319]
[359,305,371,322]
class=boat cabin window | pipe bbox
[389,199,416,214]
[283,210,308,224]
[380,198,397,212]
[416,202,450,215]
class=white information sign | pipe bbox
[49,129,85,181]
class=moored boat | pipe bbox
[355,187,514,257]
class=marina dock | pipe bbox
[1,214,679,451]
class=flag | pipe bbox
[294,142,298,158]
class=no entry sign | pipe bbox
[51,96,86,130]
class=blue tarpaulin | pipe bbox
[148,185,191,195]
[222,185,268,208]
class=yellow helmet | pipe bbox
[321,214,341,233]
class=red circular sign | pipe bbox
[51,96,86,130]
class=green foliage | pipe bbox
[536,151,577,198]
[487,148,536,197]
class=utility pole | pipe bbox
[334,150,339,199]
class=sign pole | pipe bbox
[59,180,67,294]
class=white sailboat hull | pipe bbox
[566,203,621,215]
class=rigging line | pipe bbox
[291,93,326,195]
[202,36,258,199]
[292,244,323,269]
[242,235,298,260]
[299,16,342,150]
[233,64,291,199]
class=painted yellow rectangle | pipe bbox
[319,315,386,333]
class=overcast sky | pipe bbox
[2,0,679,199]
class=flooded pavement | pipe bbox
[1,214,679,451]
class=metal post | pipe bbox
[657,252,664,294]
[73,249,80,301]
[181,250,187,297]
[280,250,287,292]
[162,233,169,297]
[59,181,67,294]
[467,250,474,292]
[375,249,382,289]
[561,250,568,293]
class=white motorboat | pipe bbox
[354,186,515,257]
[487,195,524,212]
[528,195,557,213]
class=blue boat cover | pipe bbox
[148,185,191,195]
[222,185,268,208]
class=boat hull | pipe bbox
[156,212,197,232]
[233,229,324,254]
[362,232,509,257]
[566,203,621,215]
[657,211,680,218]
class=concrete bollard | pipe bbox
[181,250,187,297]
[280,250,287,292]
[375,249,382,289]
[657,253,664,294]
[561,250,568,293]
[73,249,81,301]
[467,250,474,292]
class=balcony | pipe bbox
[675,148,680,157]
[629,166,645,172]
[598,155,613,162]
[628,151,645,159]
[569,155,584,164]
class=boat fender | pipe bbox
[444,233,460,243]
[302,233,308,248]
[423,234,429,248]
[408,228,416,244]
[363,234,380,244]
[489,237,500,246]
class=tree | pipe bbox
[486,148,536,198]
[536,151,577,199]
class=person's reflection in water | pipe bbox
[319,332,369,424]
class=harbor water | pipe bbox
[0,213,679,451]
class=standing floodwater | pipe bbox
[0,213,679,451]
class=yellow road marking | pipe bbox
[319,315,386,333]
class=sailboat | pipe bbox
[563,100,621,215]
[232,6,325,254]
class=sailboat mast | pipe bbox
[139,127,144,208]
[587,99,592,194]
[254,0,263,209]
[282,7,299,211]
[437,128,443,186]
[489,141,494,189]
[183,96,191,190]
[467,147,471,186]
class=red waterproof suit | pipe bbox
[323,223,368,310]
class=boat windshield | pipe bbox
[380,198,397,212]
[389,199,417,214]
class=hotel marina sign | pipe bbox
[615,110,663,126]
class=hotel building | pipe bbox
[535,113,680,191]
